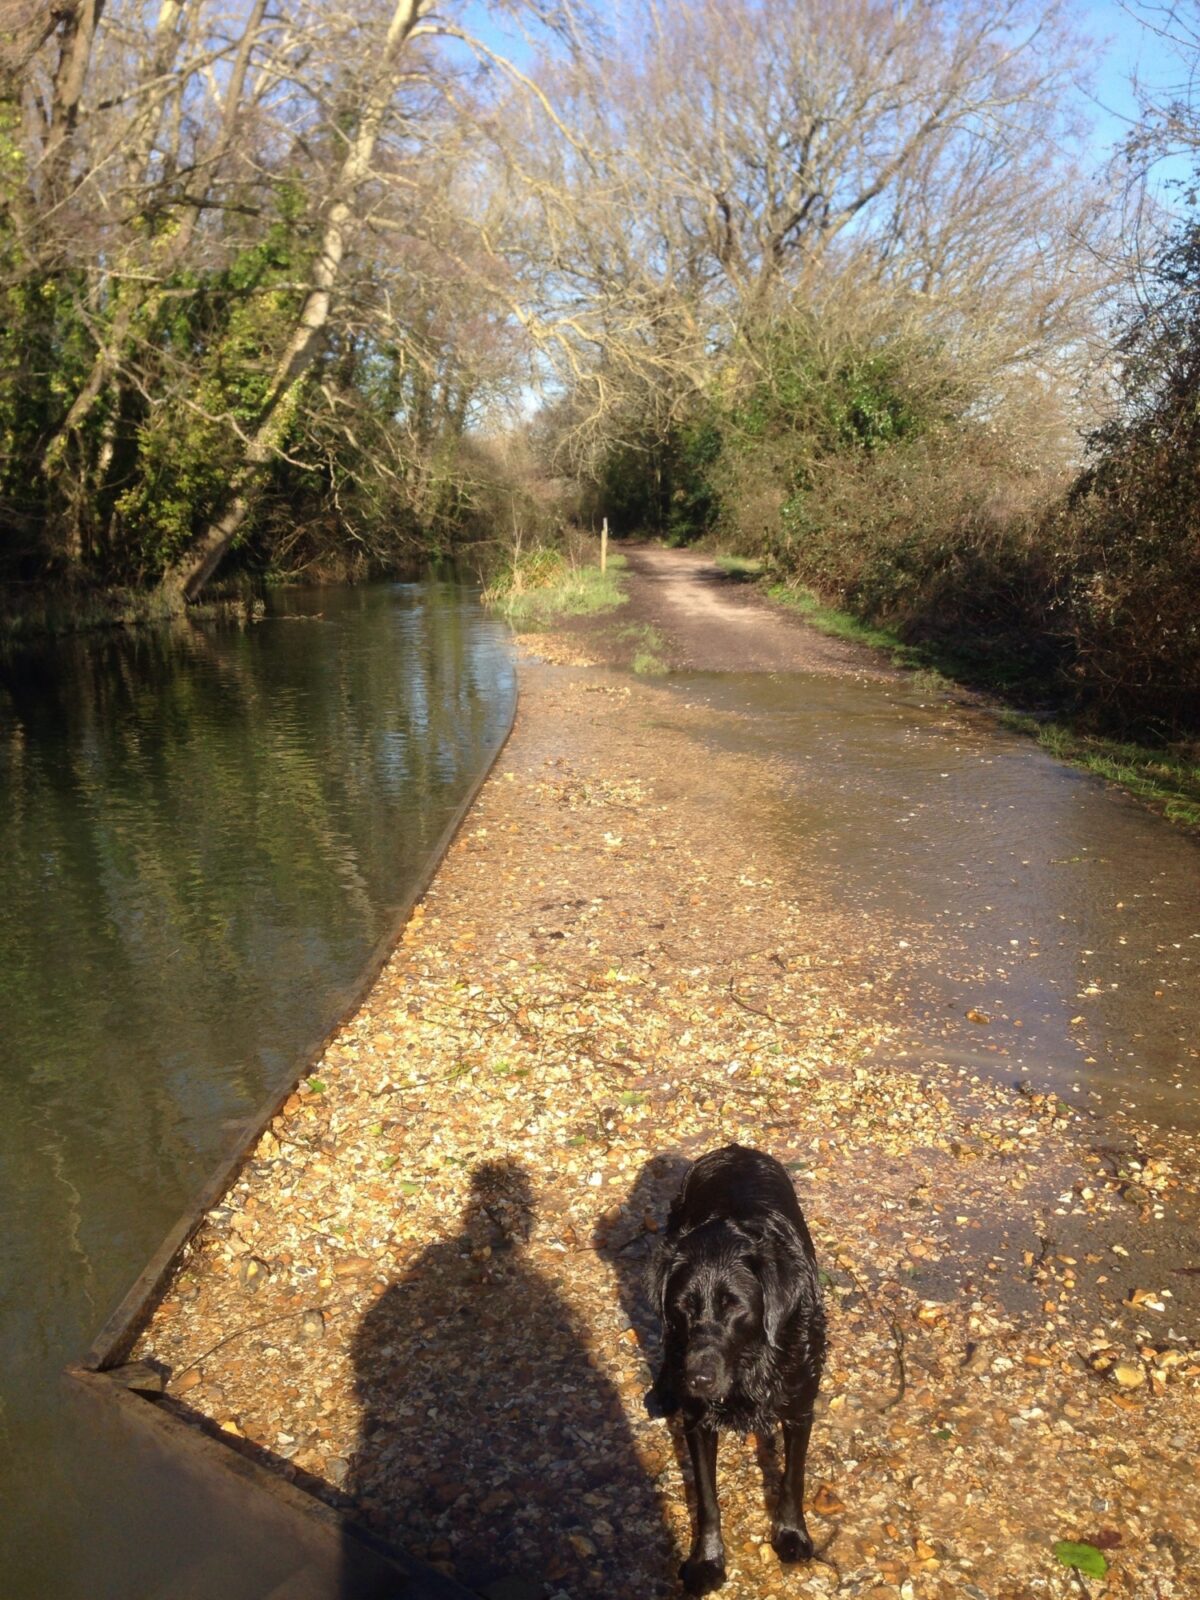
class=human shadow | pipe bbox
[341,1160,676,1598]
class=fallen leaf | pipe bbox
[812,1484,845,1516]
[1053,1540,1108,1579]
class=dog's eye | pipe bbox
[717,1290,739,1313]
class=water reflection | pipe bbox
[0,583,514,1597]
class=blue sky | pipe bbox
[1081,0,1193,195]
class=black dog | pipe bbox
[648,1143,826,1594]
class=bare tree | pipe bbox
[499,0,1114,469]
[152,0,423,597]
[1122,0,1200,171]
[39,0,272,486]
[0,0,1121,593]
[154,0,589,599]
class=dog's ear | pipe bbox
[647,1236,681,1320]
[744,1214,814,1348]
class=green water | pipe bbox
[0,583,514,1597]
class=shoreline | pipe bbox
[126,603,1200,1599]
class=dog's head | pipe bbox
[652,1217,775,1402]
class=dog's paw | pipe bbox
[680,1556,727,1594]
[771,1523,814,1564]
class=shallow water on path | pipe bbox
[655,671,1200,1131]
[0,583,514,1598]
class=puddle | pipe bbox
[654,671,1199,1131]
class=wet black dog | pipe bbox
[648,1143,826,1594]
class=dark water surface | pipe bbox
[660,671,1200,1131]
[0,583,514,1597]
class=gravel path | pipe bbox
[136,565,1200,1600]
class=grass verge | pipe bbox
[996,714,1200,830]
[766,581,952,692]
[616,622,669,675]
[758,574,1200,830]
[713,554,765,582]
[482,546,627,630]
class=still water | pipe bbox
[0,583,515,1597]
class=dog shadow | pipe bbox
[591,1151,690,1383]
[340,1160,676,1598]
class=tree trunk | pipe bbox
[43,0,105,195]
[158,0,429,603]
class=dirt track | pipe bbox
[563,550,896,681]
[612,549,892,676]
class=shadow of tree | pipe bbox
[342,1160,676,1598]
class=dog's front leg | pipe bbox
[646,1324,684,1417]
[681,1423,725,1594]
[772,1412,815,1563]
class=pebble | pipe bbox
[1113,1361,1146,1389]
[237,1256,268,1291]
[298,1308,326,1342]
[332,1255,372,1279]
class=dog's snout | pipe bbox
[684,1345,723,1396]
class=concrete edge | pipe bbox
[66,1366,476,1598]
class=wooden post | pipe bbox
[601,517,608,573]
